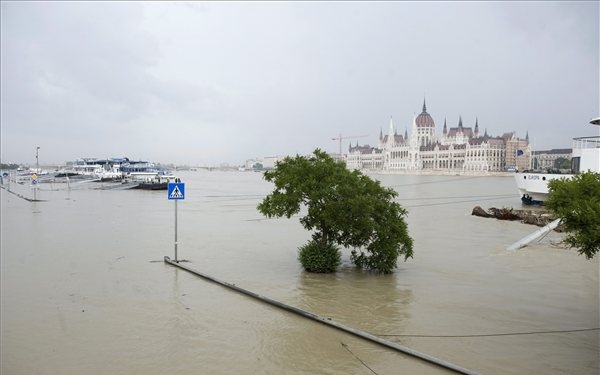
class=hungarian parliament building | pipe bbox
[345,100,531,173]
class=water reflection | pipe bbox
[296,267,413,335]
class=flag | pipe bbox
[516,149,524,156]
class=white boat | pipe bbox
[118,161,176,190]
[65,158,125,180]
[514,118,600,204]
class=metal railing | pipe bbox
[572,136,600,149]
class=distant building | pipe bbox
[261,156,281,170]
[245,159,260,170]
[532,149,572,171]
[345,144,383,170]
[244,156,282,170]
[345,100,531,173]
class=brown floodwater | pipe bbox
[1,171,598,375]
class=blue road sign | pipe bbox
[2,172,8,177]
[168,182,185,200]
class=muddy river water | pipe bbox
[1,171,598,374]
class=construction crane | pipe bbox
[332,134,368,157]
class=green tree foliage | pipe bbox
[257,149,413,274]
[545,171,600,259]
[298,240,341,273]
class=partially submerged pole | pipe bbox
[507,218,561,251]
[34,146,40,201]
[174,199,178,262]
[163,256,484,375]
[167,179,185,262]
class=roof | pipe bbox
[532,149,572,155]
[381,134,405,144]
[501,132,516,140]
[415,111,435,128]
[349,145,382,154]
[415,99,435,128]
[446,127,474,138]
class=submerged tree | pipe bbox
[545,171,600,259]
[257,149,413,274]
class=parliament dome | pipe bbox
[415,100,435,128]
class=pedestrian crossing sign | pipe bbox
[168,182,185,200]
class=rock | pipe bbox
[471,206,492,218]
[473,206,562,230]
[489,207,521,221]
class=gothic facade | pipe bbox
[345,100,531,173]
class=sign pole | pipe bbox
[31,174,38,200]
[174,199,178,262]
[167,180,184,262]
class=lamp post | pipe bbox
[34,146,40,200]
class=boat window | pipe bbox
[571,157,580,174]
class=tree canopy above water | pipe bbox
[257,149,413,274]
[546,171,600,259]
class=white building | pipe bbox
[345,144,384,170]
[346,100,530,173]
[261,156,281,170]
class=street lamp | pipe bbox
[34,146,40,201]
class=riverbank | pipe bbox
[366,169,515,177]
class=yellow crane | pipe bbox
[332,134,368,157]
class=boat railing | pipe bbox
[572,136,600,150]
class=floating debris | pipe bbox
[471,206,563,230]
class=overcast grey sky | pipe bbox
[1,1,598,166]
